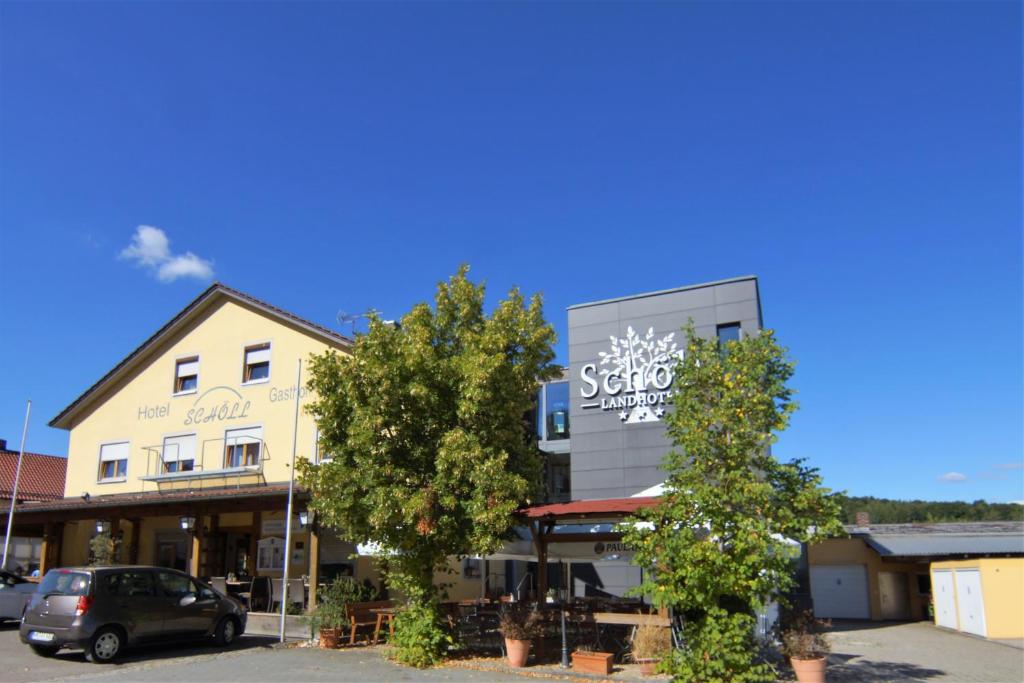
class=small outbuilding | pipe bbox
[809,520,1024,625]
[931,557,1024,639]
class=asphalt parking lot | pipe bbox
[3,619,1022,682]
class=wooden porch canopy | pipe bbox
[515,496,660,601]
[0,482,306,526]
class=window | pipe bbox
[98,442,129,481]
[174,357,199,394]
[105,571,155,598]
[162,434,196,473]
[243,344,271,383]
[38,570,91,597]
[544,382,570,441]
[156,571,196,598]
[224,426,262,468]
[717,323,742,346]
[257,537,285,572]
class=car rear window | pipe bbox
[38,570,91,597]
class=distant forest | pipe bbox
[837,495,1023,524]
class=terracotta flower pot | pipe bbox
[790,656,827,683]
[505,638,531,667]
[319,628,341,649]
[636,657,659,676]
[572,650,614,675]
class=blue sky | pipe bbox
[1,1,1020,503]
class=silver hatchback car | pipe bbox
[20,566,247,662]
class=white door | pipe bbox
[954,569,987,637]
[932,570,958,629]
[810,565,870,619]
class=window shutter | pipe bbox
[162,434,196,463]
[176,360,199,377]
[245,347,270,365]
[100,442,130,462]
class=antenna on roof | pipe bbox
[337,309,381,336]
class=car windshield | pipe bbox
[38,570,91,596]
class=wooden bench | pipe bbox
[346,600,395,645]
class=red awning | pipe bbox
[517,496,661,520]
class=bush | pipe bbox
[391,602,453,668]
[671,608,775,683]
[497,604,542,640]
[780,609,831,660]
[629,623,672,662]
[307,577,368,635]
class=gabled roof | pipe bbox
[50,283,352,429]
[0,449,67,501]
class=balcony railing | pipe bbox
[140,437,270,488]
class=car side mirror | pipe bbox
[179,594,197,607]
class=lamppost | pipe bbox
[180,515,196,574]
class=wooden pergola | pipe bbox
[516,496,660,601]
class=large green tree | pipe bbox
[624,326,844,682]
[298,266,557,666]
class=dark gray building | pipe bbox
[526,277,763,597]
[564,275,763,500]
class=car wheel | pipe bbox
[214,616,238,646]
[29,644,58,657]
[85,626,123,663]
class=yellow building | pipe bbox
[931,558,1024,639]
[809,521,1024,626]
[1,283,382,609]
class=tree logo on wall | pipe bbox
[579,326,682,423]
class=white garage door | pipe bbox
[932,570,958,629]
[954,569,987,637]
[810,565,870,619]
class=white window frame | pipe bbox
[241,341,272,386]
[161,432,197,473]
[256,537,285,572]
[223,425,263,469]
[97,441,130,483]
[173,355,200,396]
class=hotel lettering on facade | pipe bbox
[2,276,761,603]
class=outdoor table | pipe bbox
[370,607,397,644]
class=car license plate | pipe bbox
[29,631,54,642]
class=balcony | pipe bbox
[140,435,270,488]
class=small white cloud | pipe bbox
[157,253,214,282]
[938,472,967,483]
[119,226,214,282]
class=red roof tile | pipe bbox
[0,450,67,501]
[518,496,661,519]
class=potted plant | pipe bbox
[307,577,362,648]
[629,623,671,676]
[572,644,615,675]
[780,609,831,683]
[497,605,542,667]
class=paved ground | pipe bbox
[3,619,1022,682]
[824,620,1024,683]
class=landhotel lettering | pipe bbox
[579,326,682,423]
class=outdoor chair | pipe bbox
[346,600,395,645]
[269,578,305,612]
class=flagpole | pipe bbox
[2,401,32,570]
[280,360,302,642]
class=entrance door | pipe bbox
[879,571,910,620]
[810,565,870,619]
[932,570,957,629]
[954,569,987,637]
